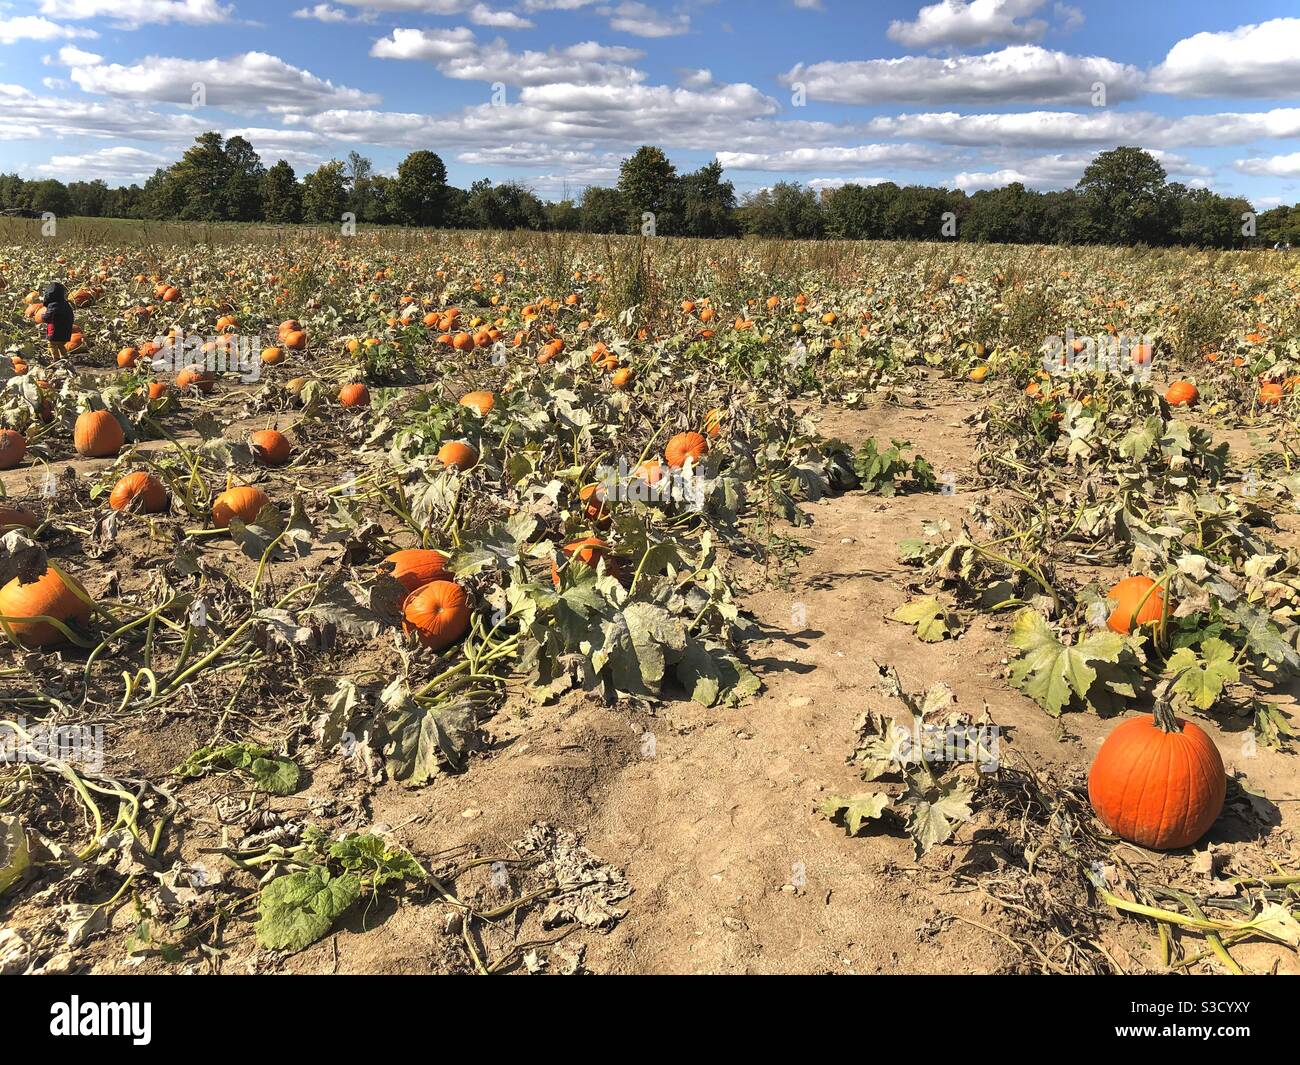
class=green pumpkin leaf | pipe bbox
[1167,637,1239,710]
[1008,609,1124,717]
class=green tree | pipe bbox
[390,150,449,226]
[680,160,737,237]
[346,150,374,221]
[740,183,823,238]
[962,183,1045,244]
[262,160,302,223]
[66,179,109,217]
[617,146,680,235]
[467,179,545,230]
[1171,185,1251,248]
[580,186,625,233]
[1077,147,1175,245]
[221,135,265,221]
[170,132,231,220]
[302,161,348,223]
[21,179,72,216]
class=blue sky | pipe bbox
[1,0,1299,208]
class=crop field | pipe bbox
[1,221,1298,977]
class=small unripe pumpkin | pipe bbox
[212,486,270,528]
[109,471,167,513]
[74,410,125,458]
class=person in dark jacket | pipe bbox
[40,281,75,360]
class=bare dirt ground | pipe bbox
[274,390,1296,975]
[6,384,1297,976]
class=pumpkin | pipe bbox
[1106,575,1166,635]
[212,486,270,528]
[969,365,989,383]
[611,367,635,389]
[176,366,215,393]
[0,506,38,531]
[339,383,370,408]
[452,332,475,351]
[702,408,725,438]
[438,440,479,470]
[551,536,620,587]
[261,346,284,365]
[147,381,170,401]
[117,346,140,368]
[579,483,610,527]
[459,391,495,415]
[282,329,307,350]
[1259,382,1284,406]
[249,429,292,466]
[402,580,471,651]
[0,565,92,647]
[1164,380,1198,406]
[665,431,708,469]
[1088,705,1225,850]
[73,410,125,458]
[634,458,665,485]
[109,471,167,513]
[382,548,451,592]
[0,429,26,470]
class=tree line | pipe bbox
[0,135,1291,249]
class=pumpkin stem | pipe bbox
[1152,697,1181,733]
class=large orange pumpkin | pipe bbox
[0,565,92,647]
[383,548,451,592]
[109,471,167,513]
[402,580,471,650]
[438,441,479,470]
[176,366,216,393]
[458,391,495,415]
[0,429,26,470]
[74,411,125,458]
[339,383,370,408]
[212,486,270,528]
[551,536,620,587]
[1106,575,1166,634]
[1164,380,1198,407]
[665,431,708,469]
[249,429,292,466]
[1088,706,1225,850]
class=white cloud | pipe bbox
[0,83,208,142]
[807,177,891,190]
[782,45,1143,105]
[865,108,1300,148]
[36,145,168,181]
[598,2,688,37]
[372,29,643,86]
[953,148,1212,191]
[888,0,1048,49]
[292,4,373,22]
[678,68,713,89]
[37,0,234,26]
[1236,153,1300,178]
[64,51,382,114]
[1151,18,1300,98]
[469,4,532,27]
[716,144,942,172]
[370,27,477,60]
[57,45,103,65]
[0,15,97,43]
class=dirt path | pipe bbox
[292,390,1293,976]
